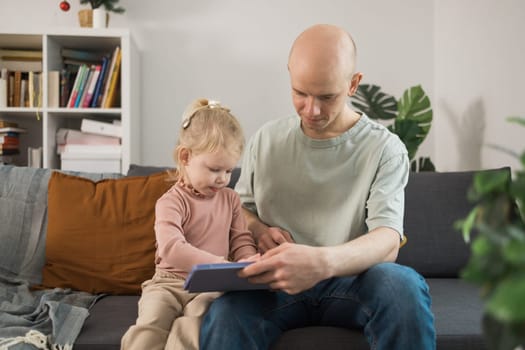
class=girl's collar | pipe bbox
[176,179,205,198]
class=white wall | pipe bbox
[434,0,525,171]
[1,0,523,171]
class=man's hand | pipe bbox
[238,243,331,295]
[255,227,294,253]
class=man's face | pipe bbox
[289,62,352,139]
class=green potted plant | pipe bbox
[76,0,125,27]
[350,84,435,171]
[80,0,125,13]
[455,116,525,350]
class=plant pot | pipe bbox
[92,8,109,28]
[483,313,525,350]
[78,9,92,27]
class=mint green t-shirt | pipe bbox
[235,114,409,247]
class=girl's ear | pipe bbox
[179,148,191,165]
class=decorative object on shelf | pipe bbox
[59,0,71,11]
[455,116,525,350]
[76,0,125,28]
[350,84,435,172]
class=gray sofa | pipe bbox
[1,164,497,349]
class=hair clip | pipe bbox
[208,100,221,108]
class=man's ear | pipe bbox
[348,72,363,97]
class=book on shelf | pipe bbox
[48,70,60,108]
[0,126,27,134]
[0,134,20,144]
[0,148,19,155]
[0,49,42,60]
[0,120,18,128]
[0,49,42,72]
[81,64,102,108]
[90,56,109,108]
[74,65,92,107]
[56,128,121,145]
[100,46,121,108]
[20,77,27,107]
[12,71,22,107]
[28,71,42,108]
[67,64,88,108]
[27,147,42,168]
[80,118,122,138]
[59,68,74,107]
[61,48,107,64]
[0,68,7,108]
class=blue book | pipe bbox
[183,262,270,293]
[73,65,90,108]
[90,55,109,108]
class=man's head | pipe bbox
[288,24,362,139]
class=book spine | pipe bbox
[74,65,92,108]
[90,56,109,108]
[82,64,101,108]
[100,46,120,108]
[103,49,122,108]
[13,71,21,107]
[67,65,87,108]
[48,71,60,108]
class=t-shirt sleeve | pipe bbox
[365,138,409,238]
[235,132,258,214]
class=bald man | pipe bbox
[200,24,436,350]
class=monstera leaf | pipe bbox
[351,84,397,120]
[351,84,434,171]
[391,85,433,160]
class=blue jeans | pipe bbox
[200,262,435,350]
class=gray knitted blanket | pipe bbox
[0,166,118,350]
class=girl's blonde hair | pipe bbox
[169,98,244,181]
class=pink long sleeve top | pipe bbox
[154,183,257,278]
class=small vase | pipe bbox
[92,8,109,28]
[78,9,92,27]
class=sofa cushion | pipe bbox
[75,279,484,350]
[398,168,509,278]
[41,171,173,294]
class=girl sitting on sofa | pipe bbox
[121,98,259,350]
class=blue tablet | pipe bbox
[184,262,270,293]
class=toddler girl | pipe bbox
[121,98,258,350]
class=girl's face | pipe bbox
[183,147,238,197]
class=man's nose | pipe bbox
[304,96,320,116]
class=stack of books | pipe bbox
[58,118,122,173]
[58,46,121,109]
[0,49,43,108]
[0,120,26,157]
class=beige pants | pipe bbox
[121,270,221,350]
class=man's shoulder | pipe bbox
[258,115,296,133]
[251,116,297,145]
[358,114,407,153]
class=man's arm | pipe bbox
[239,226,400,295]
[242,207,294,253]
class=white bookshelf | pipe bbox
[0,28,140,173]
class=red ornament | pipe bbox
[59,1,70,11]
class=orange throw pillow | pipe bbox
[42,171,172,294]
